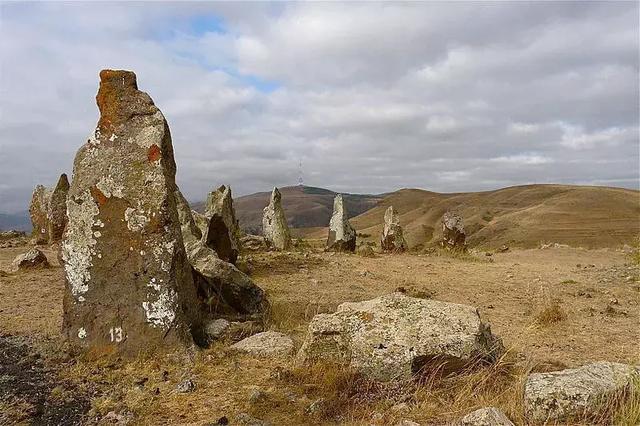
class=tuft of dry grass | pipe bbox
[534,303,568,326]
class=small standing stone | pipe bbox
[203,185,241,264]
[442,211,466,251]
[262,187,292,250]
[381,206,407,252]
[29,174,70,244]
[326,194,356,252]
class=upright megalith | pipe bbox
[262,187,292,250]
[203,185,240,264]
[380,206,407,252]
[442,211,466,251]
[61,70,202,355]
[326,194,356,252]
[29,173,70,244]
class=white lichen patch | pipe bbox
[142,288,176,329]
[124,207,150,232]
[109,133,118,142]
[62,190,100,300]
[96,175,124,199]
[152,239,176,272]
[134,112,165,148]
[78,327,87,339]
[147,277,161,291]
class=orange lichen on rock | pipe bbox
[90,185,108,207]
[96,69,140,133]
[147,144,161,162]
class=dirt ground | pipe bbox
[0,240,638,425]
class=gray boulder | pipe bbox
[381,206,407,252]
[12,248,49,270]
[230,331,294,358]
[459,407,514,426]
[442,211,466,250]
[203,184,241,264]
[262,187,292,250]
[326,194,356,252]
[297,293,503,381]
[524,361,640,423]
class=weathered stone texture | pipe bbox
[203,185,241,264]
[381,206,407,252]
[30,174,70,244]
[442,211,466,250]
[459,407,514,426]
[12,248,50,270]
[297,293,503,381]
[230,331,294,358]
[61,70,201,355]
[262,187,292,250]
[29,185,50,244]
[326,194,356,252]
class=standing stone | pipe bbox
[380,206,407,252]
[203,185,240,264]
[326,194,356,252]
[61,69,202,355]
[29,185,50,244]
[262,187,292,250]
[29,174,70,244]
[442,211,466,251]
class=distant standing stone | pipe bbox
[262,187,292,250]
[29,174,70,245]
[203,185,241,264]
[326,194,356,252]
[442,211,466,250]
[380,206,407,252]
[12,248,49,270]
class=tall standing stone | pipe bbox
[380,206,407,252]
[442,211,466,251]
[326,194,356,252]
[203,185,240,264]
[262,187,292,250]
[29,173,70,244]
[61,70,202,355]
[29,185,49,244]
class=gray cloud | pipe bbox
[0,2,638,214]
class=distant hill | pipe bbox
[0,211,31,232]
[300,184,640,249]
[193,185,384,234]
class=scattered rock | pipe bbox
[357,244,376,257]
[248,388,267,404]
[61,70,202,355]
[524,361,639,423]
[12,248,49,271]
[326,194,356,252]
[204,319,231,342]
[459,407,514,425]
[202,185,241,264]
[381,206,407,252]
[235,412,270,426]
[297,292,504,381]
[497,245,509,253]
[240,234,267,252]
[262,187,292,251]
[305,398,326,415]
[230,331,294,358]
[442,211,466,251]
[176,379,196,393]
[103,410,133,424]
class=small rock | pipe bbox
[103,410,133,425]
[216,416,229,425]
[357,244,376,257]
[236,412,270,426]
[306,398,325,415]
[248,388,267,404]
[176,379,196,393]
[12,248,49,271]
[205,319,231,342]
[230,331,294,358]
[497,245,509,253]
[459,407,514,425]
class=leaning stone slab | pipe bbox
[459,407,514,426]
[297,293,503,381]
[203,185,241,264]
[524,361,640,423]
[12,248,49,271]
[61,70,202,355]
[230,331,294,358]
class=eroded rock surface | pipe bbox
[61,70,202,355]
[230,331,294,358]
[442,211,466,250]
[12,248,49,270]
[297,293,503,381]
[203,185,241,264]
[262,187,292,250]
[524,361,640,423]
[326,194,356,252]
[381,206,407,252]
[459,407,514,426]
[29,174,70,245]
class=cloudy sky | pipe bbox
[0,2,638,214]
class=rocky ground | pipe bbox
[0,239,638,425]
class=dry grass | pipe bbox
[534,302,568,326]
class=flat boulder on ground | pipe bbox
[442,211,466,250]
[459,407,514,426]
[524,361,639,423]
[61,70,202,355]
[12,248,49,270]
[326,194,356,252]
[381,206,407,252]
[230,331,294,358]
[262,187,292,251]
[203,185,241,264]
[297,292,503,381]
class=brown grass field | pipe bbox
[1,237,639,425]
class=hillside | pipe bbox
[301,184,640,249]
[194,185,384,234]
[0,211,31,232]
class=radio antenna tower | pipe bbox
[298,159,304,187]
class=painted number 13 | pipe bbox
[109,327,123,343]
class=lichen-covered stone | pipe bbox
[202,185,241,264]
[61,70,202,355]
[262,187,292,250]
[381,206,407,252]
[459,407,514,426]
[29,174,70,244]
[297,293,503,381]
[29,185,50,244]
[12,248,49,270]
[524,361,640,423]
[230,331,294,358]
[442,211,466,250]
[326,194,356,252]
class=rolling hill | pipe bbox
[300,184,640,249]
